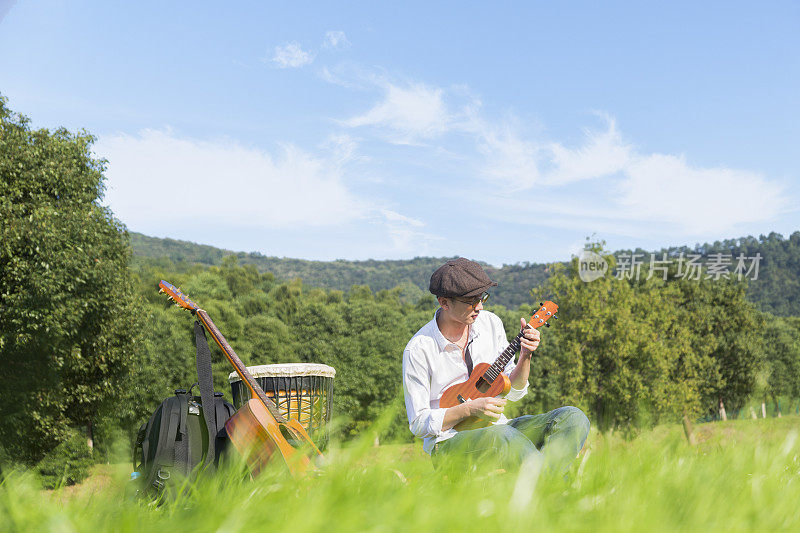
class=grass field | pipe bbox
[2,416,799,532]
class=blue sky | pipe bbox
[2,1,798,265]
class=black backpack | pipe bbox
[132,321,234,496]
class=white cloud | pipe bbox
[381,209,424,227]
[378,209,441,254]
[339,78,544,187]
[321,133,360,164]
[478,127,788,238]
[93,128,444,258]
[343,81,450,143]
[474,122,542,190]
[271,42,314,68]
[545,119,632,185]
[467,114,631,190]
[94,129,368,230]
[337,71,788,236]
[323,31,350,49]
[463,112,787,236]
[619,153,786,233]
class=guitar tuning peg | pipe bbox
[539,302,543,307]
[158,288,164,293]
[553,315,558,319]
[545,322,551,327]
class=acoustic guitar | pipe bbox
[439,301,559,431]
[159,280,322,476]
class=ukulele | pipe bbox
[439,301,559,431]
[159,280,322,476]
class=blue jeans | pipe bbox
[431,406,590,475]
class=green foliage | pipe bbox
[124,237,799,438]
[0,96,142,464]
[125,257,435,440]
[670,275,764,415]
[131,232,550,309]
[35,428,93,489]
[659,232,800,316]
[760,316,800,403]
[507,242,767,431]
[131,230,800,315]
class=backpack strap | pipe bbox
[144,397,182,491]
[212,395,235,461]
[214,397,229,434]
[175,392,190,476]
[194,321,217,471]
[134,422,147,472]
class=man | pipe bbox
[402,257,590,474]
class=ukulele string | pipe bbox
[483,331,524,382]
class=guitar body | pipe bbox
[158,280,323,477]
[225,399,313,476]
[439,363,512,431]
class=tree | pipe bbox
[0,96,141,463]
[670,275,764,417]
[534,253,675,431]
[761,316,800,414]
[518,241,765,432]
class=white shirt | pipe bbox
[402,309,528,454]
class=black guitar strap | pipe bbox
[194,321,217,471]
[464,338,474,376]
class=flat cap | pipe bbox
[429,257,498,298]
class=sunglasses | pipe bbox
[452,292,490,310]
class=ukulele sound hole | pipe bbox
[476,377,491,393]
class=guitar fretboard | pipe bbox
[196,309,288,424]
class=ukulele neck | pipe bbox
[480,330,525,382]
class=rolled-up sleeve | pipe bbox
[403,346,446,438]
[504,381,528,401]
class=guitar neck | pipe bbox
[195,309,288,424]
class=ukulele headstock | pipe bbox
[527,300,559,329]
[159,280,199,313]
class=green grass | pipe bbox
[2,417,800,532]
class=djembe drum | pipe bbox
[228,363,335,447]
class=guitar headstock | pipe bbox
[527,300,559,329]
[159,280,199,313]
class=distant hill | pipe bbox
[130,231,800,316]
[129,233,550,310]
[657,232,800,317]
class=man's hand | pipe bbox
[519,317,541,358]
[467,397,507,421]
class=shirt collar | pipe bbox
[431,308,481,352]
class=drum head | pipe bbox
[228,363,336,383]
